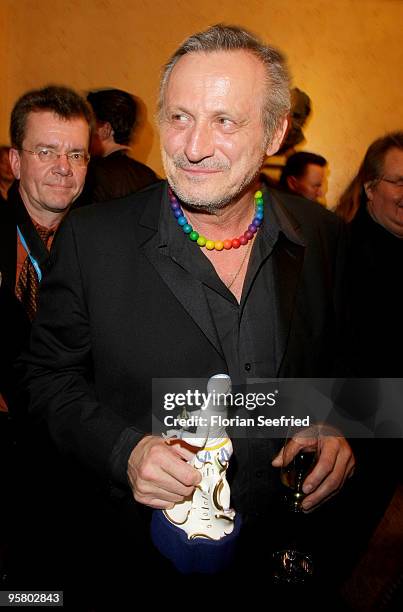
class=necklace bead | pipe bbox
[168,187,264,251]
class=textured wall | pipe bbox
[1,0,402,205]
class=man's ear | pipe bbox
[266,116,289,156]
[97,121,113,141]
[9,148,21,180]
[364,181,374,201]
[287,175,300,193]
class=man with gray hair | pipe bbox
[21,25,353,602]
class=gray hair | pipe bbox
[158,24,291,142]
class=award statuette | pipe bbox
[151,375,241,573]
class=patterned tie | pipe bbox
[15,225,54,322]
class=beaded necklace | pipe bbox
[169,188,264,251]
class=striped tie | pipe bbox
[15,225,54,322]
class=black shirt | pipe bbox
[159,186,304,386]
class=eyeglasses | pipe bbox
[20,148,90,167]
[380,176,403,188]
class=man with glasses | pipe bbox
[0,86,92,588]
[1,85,91,408]
[335,134,403,580]
[336,131,403,375]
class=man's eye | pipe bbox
[37,149,56,162]
[70,153,83,161]
[171,114,189,123]
[217,117,235,129]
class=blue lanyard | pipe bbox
[17,226,42,282]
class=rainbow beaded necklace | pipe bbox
[169,188,264,251]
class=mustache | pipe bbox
[172,154,230,171]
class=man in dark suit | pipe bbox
[0,86,92,591]
[21,26,355,604]
[0,85,92,410]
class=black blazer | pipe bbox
[21,181,348,493]
[75,151,160,206]
[0,186,50,407]
[0,202,31,402]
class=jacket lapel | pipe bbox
[14,192,50,273]
[137,184,224,358]
[271,235,305,375]
[268,191,306,376]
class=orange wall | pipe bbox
[1,0,402,206]
[0,3,9,141]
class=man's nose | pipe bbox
[184,122,214,162]
[52,154,73,174]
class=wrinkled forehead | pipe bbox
[165,50,267,109]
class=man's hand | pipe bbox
[127,435,201,509]
[272,431,355,511]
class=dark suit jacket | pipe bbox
[0,196,55,403]
[347,202,403,376]
[0,187,64,589]
[0,185,51,407]
[75,150,160,207]
[22,181,348,497]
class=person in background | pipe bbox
[0,85,92,410]
[79,88,158,204]
[336,131,403,376]
[0,85,91,591]
[0,146,14,202]
[335,131,403,577]
[279,150,327,203]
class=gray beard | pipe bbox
[168,181,239,213]
[167,165,263,214]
